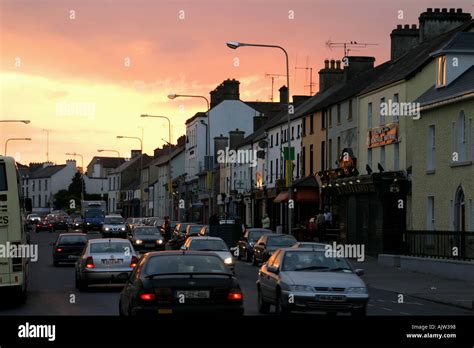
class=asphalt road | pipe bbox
[0,229,472,316]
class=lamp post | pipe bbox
[226,40,292,234]
[5,138,32,156]
[0,120,31,124]
[140,114,172,219]
[65,152,84,202]
[168,93,212,223]
[117,135,143,217]
[97,149,121,157]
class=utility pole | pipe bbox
[295,65,316,95]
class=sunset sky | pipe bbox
[1,0,472,166]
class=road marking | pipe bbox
[381,307,393,311]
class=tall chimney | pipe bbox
[279,85,288,103]
[214,134,229,165]
[390,24,419,60]
[343,56,375,82]
[228,129,245,149]
[418,7,471,42]
[318,58,344,92]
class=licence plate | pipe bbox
[145,243,154,247]
[158,309,173,314]
[318,295,346,302]
[102,259,123,265]
[176,290,210,299]
[68,255,79,259]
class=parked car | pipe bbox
[256,248,368,316]
[252,234,297,265]
[52,233,88,266]
[184,224,204,240]
[292,242,329,251]
[237,228,274,262]
[182,237,235,273]
[101,214,127,238]
[129,226,165,252]
[119,251,244,317]
[75,238,138,291]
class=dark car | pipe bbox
[52,233,88,266]
[52,214,69,232]
[237,228,274,262]
[70,217,84,230]
[252,234,297,266]
[119,251,244,317]
[36,217,54,232]
[184,224,204,240]
[129,226,165,252]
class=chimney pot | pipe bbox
[427,8,432,12]
[449,8,455,13]
[330,59,335,69]
[442,8,447,13]
[324,59,329,68]
[336,60,341,69]
[411,24,417,29]
[434,8,440,13]
[456,8,462,13]
[404,24,409,29]
[397,24,402,29]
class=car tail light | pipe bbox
[139,293,156,301]
[130,256,138,268]
[228,291,243,301]
[48,224,53,227]
[56,248,62,252]
[85,257,95,269]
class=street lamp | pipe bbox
[65,152,85,202]
[168,93,212,222]
[4,138,32,156]
[140,114,172,219]
[117,135,143,217]
[0,120,31,124]
[226,40,292,234]
[97,149,121,157]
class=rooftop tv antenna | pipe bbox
[265,73,287,102]
[325,40,378,57]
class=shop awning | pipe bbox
[273,191,289,203]
[273,189,319,203]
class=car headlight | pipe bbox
[157,239,163,244]
[105,227,110,231]
[289,285,314,292]
[224,257,233,265]
[86,222,91,225]
[346,287,367,294]
[135,240,143,245]
[121,227,126,231]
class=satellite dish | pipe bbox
[258,140,268,148]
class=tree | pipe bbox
[68,171,85,198]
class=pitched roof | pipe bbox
[415,65,474,106]
[185,112,207,125]
[360,20,473,95]
[112,154,152,173]
[88,157,126,169]
[440,32,474,52]
[243,101,285,117]
[29,165,67,179]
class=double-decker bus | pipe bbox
[0,156,29,303]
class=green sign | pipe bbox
[283,147,295,160]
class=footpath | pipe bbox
[350,256,474,310]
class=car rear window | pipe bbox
[90,242,131,253]
[267,236,297,247]
[189,239,228,251]
[249,230,271,242]
[59,235,87,245]
[144,255,229,275]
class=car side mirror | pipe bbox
[267,265,279,274]
[355,269,364,276]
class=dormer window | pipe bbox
[436,55,446,87]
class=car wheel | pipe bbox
[257,287,270,314]
[351,308,367,317]
[275,290,290,315]
[252,254,258,266]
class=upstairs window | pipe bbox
[436,55,446,87]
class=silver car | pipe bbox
[75,238,138,291]
[101,214,127,238]
[292,242,330,251]
[257,248,368,316]
[182,237,235,273]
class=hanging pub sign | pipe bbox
[367,123,399,148]
[338,148,357,176]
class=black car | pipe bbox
[70,217,83,230]
[52,214,69,232]
[52,233,88,266]
[252,234,297,265]
[119,251,244,317]
[36,218,54,232]
[237,228,274,262]
[129,226,165,252]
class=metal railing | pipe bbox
[403,230,474,260]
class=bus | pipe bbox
[0,156,29,303]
